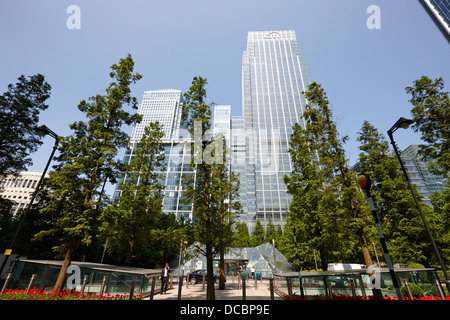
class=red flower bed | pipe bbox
[0,288,144,300]
[284,293,450,301]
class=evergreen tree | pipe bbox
[232,222,250,247]
[250,220,265,247]
[181,76,241,299]
[100,122,165,266]
[356,120,442,265]
[34,54,142,293]
[406,76,450,178]
[0,74,51,181]
[405,76,450,266]
[264,220,277,244]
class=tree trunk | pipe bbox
[205,243,215,300]
[53,236,77,293]
[219,250,226,290]
[358,227,383,300]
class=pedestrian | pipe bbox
[160,263,170,294]
[250,266,255,279]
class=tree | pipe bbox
[0,74,51,180]
[100,122,165,266]
[181,76,241,299]
[301,82,375,272]
[284,82,380,295]
[356,120,442,265]
[249,220,265,247]
[405,76,450,178]
[232,222,250,247]
[264,220,278,244]
[284,119,358,270]
[405,76,450,266]
[34,54,142,293]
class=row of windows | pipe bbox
[0,178,39,189]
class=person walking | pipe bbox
[160,263,170,294]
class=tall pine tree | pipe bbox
[35,54,142,292]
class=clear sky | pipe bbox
[1,0,449,197]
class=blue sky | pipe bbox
[1,0,449,196]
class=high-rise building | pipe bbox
[350,145,447,208]
[0,171,49,215]
[401,145,447,207]
[130,89,183,141]
[241,30,313,232]
[114,89,194,221]
[419,0,450,43]
[213,105,231,145]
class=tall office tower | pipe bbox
[212,106,249,217]
[114,89,194,221]
[130,89,183,141]
[230,116,248,216]
[419,0,450,43]
[242,30,313,232]
[213,105,231,144]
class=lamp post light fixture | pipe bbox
[0,125,59,277]
[387,117,450,293]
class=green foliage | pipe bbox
[406,76,450,267]
[400,283,425,298]
[0,74,51,180]
[284,82,373,270]
[232,222,250,247]
[249,220,265,247]
[100,122,165,266]
[181,76,241,298]
[34,55,142,292]
[356,120,442,265]
[406,76,450,178]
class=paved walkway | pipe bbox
[145,279,282,300]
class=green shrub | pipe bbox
[400,283,424,298]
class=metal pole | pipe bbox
[404,279,413,300]
[150,276,156,300]
[80,275,88,294]
[177,276,183,300]
[99,275,108,297]
[269,277,275,300]
[1,273,12,294]
[242,278,246,300]
[372,242,380,267]
[129,277,136,300]
[313,250,318,271]
[388,131,450,293]
[25,274,37,294]
[350,279,357,299]
[292,227,304,298]
[177,239,183,284]
[0,138,59,276]
[367,194,402,300]
[272,239,277,274]
[286,278,292,299]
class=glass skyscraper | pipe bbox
[419,0,450,43]
[115,30,314,231]
[241,30,313,232]
[114,89,194,221]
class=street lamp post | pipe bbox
[387,117,450,293]
[0,125,59,277]
[358,173,402,300]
